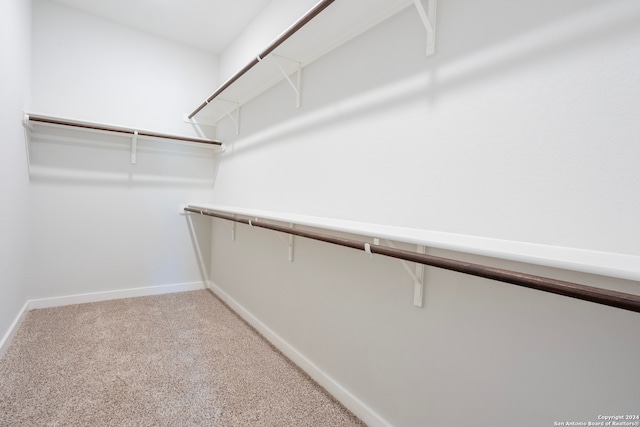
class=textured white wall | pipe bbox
[31,0,219,135]
[26,0,216,300]
[0,0,31,346]
[209,0,640,425]
[218,0,319,83]
[214,0,640,256]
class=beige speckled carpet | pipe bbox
[0,290,365,426]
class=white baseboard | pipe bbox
[0,301,30,359]
[206,280,392,427]
[0,282,206,358]
[27,281,206,310]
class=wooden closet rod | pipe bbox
[188,0,336,119]
[184,206,640,314]
[27,114,222,146]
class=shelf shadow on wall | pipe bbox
[26,123,218,188]
[185,212,213,285]
[217,0,639,157]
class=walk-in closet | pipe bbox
[1,0,639,425]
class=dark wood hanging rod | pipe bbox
[184,206,640,314]
[27,114,223,146]
[188,0,336,119]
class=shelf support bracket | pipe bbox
[274,223,295,262]
[231,216,236,241]
[261,219,295,261]
[265,54,302,108]
[414,245,426,307]
[287,224,295,262]
[22,114,32,175]
[413,0,437,56]
[379,239,427,307]
[131,130,138,165]
[217,98,241,135]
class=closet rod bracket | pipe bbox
[377,239,427,307]
[263,220,295,262]
[131,130,138,165]
[217,98,241,135]
[182,113,217,128]
[262,54,302,108]
[287,223,295,262]
[413,0,437,56]
[22,113,33,174]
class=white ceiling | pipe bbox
[50,0,273,54]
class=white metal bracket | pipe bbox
[414,245,426,307]
[182,113,217,128]
[131,130,138,165]
[22,113,33,131]
[182,113,217,141]
[22,113,32,175]
[268,222,295,262]
[231,220,236,241]
[217,98,241,135]
[261,54,302,108]
[286,223,294,262]
[413,0,437,56]
[379,239,427,307]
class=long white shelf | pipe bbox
[187,203,640,283]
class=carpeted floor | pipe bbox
[0,290,365,426]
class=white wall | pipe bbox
[208,0,640,425]
[32,0,218,135]
[218,0,318,82]
[214,0,640,256]
[0,0,31,347]
[26,0,217,300]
